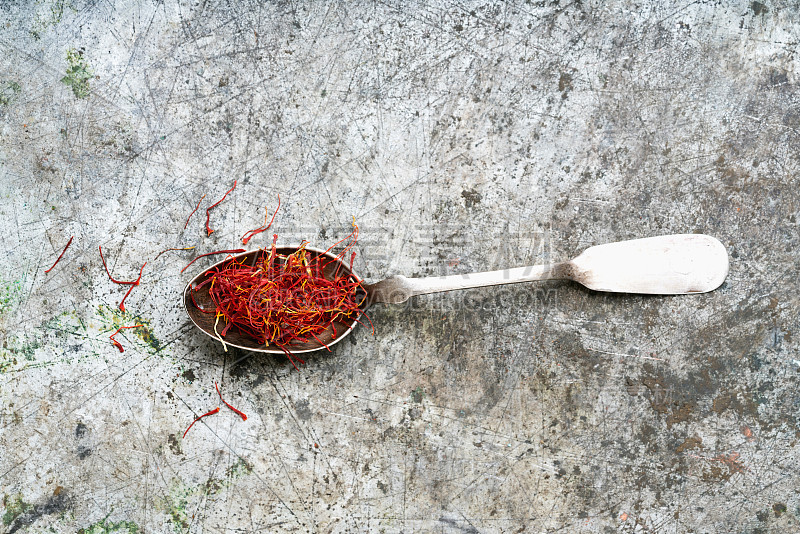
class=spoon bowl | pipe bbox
[183,246,367,354]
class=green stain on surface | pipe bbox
[0,353,13,373]
[0,279,26,372]
[0,81,21,107]
[203,458,254,497]
[18,338,41,361]
[158,485,191,533]
[0,305,166,375]
[1,311,93,373]
[0,278,23,317]
[30,0,71,39]
[97,306,161,352]
[78,516,139,534]
[61,48,93,99]
[157,458,253,530]
[227,458,253,479]
[2,494,33,526]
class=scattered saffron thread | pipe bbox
[99,245,147,312]
[44,236,74,273]
[99,246,139,285]
[153,246,195,262]
[206,180,237,236]
[215,381,247,421]
[118,261,146,312]
[183,407,220,439]
[109,324,145,353]
[184,194,206,229]
[181,249,246,274]
[241,195,280,245]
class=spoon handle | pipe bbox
[365,234,729,304]
[366,263,569,304]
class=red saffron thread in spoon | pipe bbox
[195,222,370,369]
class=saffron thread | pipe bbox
[45,236,74,273]
[118,261,146,312]
[184,194,206,229]
[215,381,248,421]
[109,324,145,353]
[206,180,237,236]
[213,313,228,352]
[241,195,280,245]
[183,407,220,439]
[99,246,139,285]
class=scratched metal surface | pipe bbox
[1,1,799,532]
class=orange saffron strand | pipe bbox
[44,236,74,273]
[183,407,220,439]
[118,262,146,312]
[215,381,247,421]
[109,324,145,353]
[241,195,280,245]
[99,246,139,285]
[184,194,206,229]
[206,180,237,236]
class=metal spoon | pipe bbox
[183,234,729,354]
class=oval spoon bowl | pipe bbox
[183,246,367,354]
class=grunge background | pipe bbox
[1,1,798,532]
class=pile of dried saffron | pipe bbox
[191,225,369,366]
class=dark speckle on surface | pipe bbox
[74,422,87,439]
[751,1,769,15]
[294,398,312,421]
[460,188,482,208]
[76,445,92,460]
[167,433,182,456]
[6,493,73,534]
